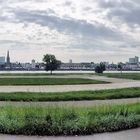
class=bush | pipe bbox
[95,62,106,74]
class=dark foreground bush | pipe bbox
[0,103,139,136]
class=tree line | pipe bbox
[43,54,123,74]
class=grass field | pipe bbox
[102,73,140,80]
[0,87,139,101]
[0,103,139,136]
[0,73,90,76]
[0,78,108,85]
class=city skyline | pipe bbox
[0,0,140,63]
[0,50,139,71]
[0,50,139,64]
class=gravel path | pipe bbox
[0,98,140,107]
[87,75,135,83]
[0,75,138,93]
[0,81,139,93]
[0,128,139,140]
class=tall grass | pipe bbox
[0,103,139,136]
[0,87,139,101]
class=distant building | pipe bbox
[60,62,95,70]
[129,56,139,64]
[21,63,32,70]
[31,59,36,69]
[6,50,11,69]
[102,62,109,66]
[69,59,72,64]
[0,57,5,64]
[6,51,10,64]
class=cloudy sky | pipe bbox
[0,0,140,63]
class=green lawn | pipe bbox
[0,87,139,101]
[0,73,91,76]
[0,103,139,136]
[0,78,108,85]
[102,73,140,80]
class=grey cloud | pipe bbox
[0,39,51,51]
[64,1,72,6]
[98,0,120,8]
[98,0,134,9]
[0,40,28,50]
[83,7,92,11]
[14,10,121,40]
[111,7,140,26]
[98,0,140,26]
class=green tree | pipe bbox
[118,63,123,75]
[95,62,106,74]
[43,54,61,75]
[100,62,106,71]
[95,65,102,73]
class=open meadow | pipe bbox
[0,73,139,136]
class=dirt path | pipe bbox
[0,97,139,107]
[0,75,138,93]
[0,81,139,93]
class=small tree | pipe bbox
[95,62,106,74]
[95,65,102,73]
[118,63,123,75]
[43,54,61,75]
[100,62,106,72]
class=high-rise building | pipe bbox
[69,59,72,64]
[0,57,5,64]
[129,56,139,64]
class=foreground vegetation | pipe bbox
[0,78,107,85]
[102,73,140,80]
[0,88,139,101]
[0,103,139,136]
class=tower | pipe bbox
[31,59,36,69]
[6,50,11,68]
[7,50,10,64]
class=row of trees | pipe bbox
[95,62,123,74]
[43,54,123,74]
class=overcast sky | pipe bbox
[0,0,140,63]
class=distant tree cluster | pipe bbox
[95,62,106,74]
[43,54,61,75]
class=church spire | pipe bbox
[6,50,10,67]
